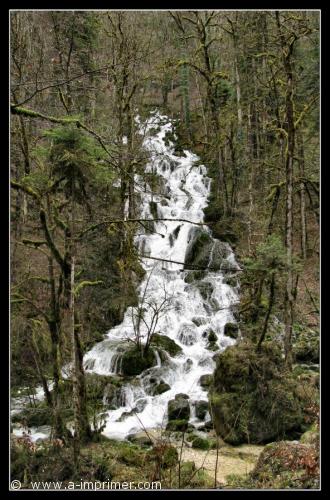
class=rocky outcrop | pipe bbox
[199,374,213,388]
[209,340,310,445]
[224,322,239,339]
[184,227,231,271]
[150,333,182,357]
[121,347,157,376]
[166,394,191,431]
[194,400,209,420]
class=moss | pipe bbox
[293,329,319,363]
[121,347,157,376]
[147,444,178,469]
[210,340,309,445]
[199,374,213,387]
[251,441,319,489]
[195,400,209,420]
[152,382,171,395]
[223,275,239,287]
[116,443,145,465]
[192,437,210,450]
[165,419,189,432]
[12,404,54,427]
[224,322,239,339]
[150,333,182,357]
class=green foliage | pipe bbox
[43,125,107,204]
[244,234,287,274]
[191,436,210,450]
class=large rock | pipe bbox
[150,333,182,357]
[209,340,308,445]
[184,227,213,269]
[121,347,157,376]
[127,431,153,447]
[152,381,171,396]
[293,329,319,363]
[199,374,213,388]
[224,322,239,339]
[195,400,209,420]
[168,395,190,421]
[250,440,319,489]
[184,227,230,271]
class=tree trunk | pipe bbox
[297,131,307,259]
[276,11,295,369]
[257,273,276,351]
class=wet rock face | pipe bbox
[293,329,319,363]
[178,323,198,346]
[184,227,231,271]
[184,227,213,269]
[183,358,193,372]
[197,281,214,301]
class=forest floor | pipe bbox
[179,444,264,485]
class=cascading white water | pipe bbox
[83,111,241,440]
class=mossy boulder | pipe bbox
[12,405,53,427]
[150,333,182,357]
[207,330,218,343]
[293,329,319,363]
[195,400,209,420]
[250,441,319,489]
[165,419,189,432]
[175,393,189,400]
[224,322,239,339]
[127,431,153,447]
[121,347,157,376]
[152,382,171,395]
[147,444,178,469]
[192,436,210,450]
[199,374,213,388]
[168,395,190,421]
[210,340,308,445]
[85,373,124,410]
[184,227,230,271]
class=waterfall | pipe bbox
[82,111,240,440]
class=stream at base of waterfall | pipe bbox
[11,111,241,442]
